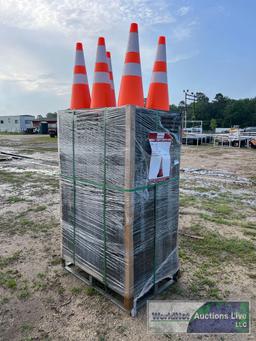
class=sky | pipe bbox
[0,0,255,116]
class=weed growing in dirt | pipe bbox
[70,286,97,296]
[17,282,30,300]
[85,286,97,296]
[0,271,17,289]
[6,196,27,204]
[20,323,33,334]
[0,251,21,268]
[50,257,62,266]
[71,286,83,295]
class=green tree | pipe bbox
[210,118,217,131]
[173,94,256,129]
[46,112,57,119]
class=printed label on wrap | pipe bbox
[148,132,172,182]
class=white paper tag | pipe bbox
[148,132,172,182]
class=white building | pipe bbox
[0,115,35,132]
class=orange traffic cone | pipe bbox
[146,36,169,111]
[106,51,116,107]
[91,37,111,108]
[70,42,91,109]
[118,23,144,107]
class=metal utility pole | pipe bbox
[183,90,198,129]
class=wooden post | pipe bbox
[124,105,135,310]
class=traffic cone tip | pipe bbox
[76,42,83,50]
[158,36,166,44]
[98,37,105,46]
[130,23,138,32]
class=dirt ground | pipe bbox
[0,135,255,341]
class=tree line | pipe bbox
[170,93,256,130]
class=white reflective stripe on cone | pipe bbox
[73,73,88,84]
[106,58,111,70]
[127,32,139,52]
[123,63,141,76]
[94,72,110,84]
[96,46,107,63]
[75,51,85,66]
[151,72,167,84]
[156,44,166,62]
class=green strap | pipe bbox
[102,110,107,287]
[60,174,178,192]
[72,113,77,264]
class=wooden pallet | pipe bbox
[63,259,179,317]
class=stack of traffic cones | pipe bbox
[118,23,144,107]
[106,51,116,107]
[146,36,169,111]
[69,23,170,111]
[70,42,90,109]
[91,37,112,108]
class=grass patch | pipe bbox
[0,251,21,268]
[188,263,222,299]
[243,230,256,237]
[181,231,256,266]
[6,195,27,204]
[179,248,190,261]
[199,213,233,226]
[85,286,97,296]
[0,270,18,289]
[179,194,198,207]
[193,187,209,193]
[32,278,47,291]
[71,286,83,295]
[17,205,48,218]
[0,215,58,236]
[37,272,46,279]
[19,147,58,154]
[240,221,256,230]
[20,323,33,334]
[17,282,30,300]
[70,286,97,296]
[32,272,47,291]
[0,170,42,186]
[190,223,202,234]
[32,205,47,212]
[50,257,62,266]
[211,203,233,216]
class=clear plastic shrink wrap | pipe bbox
[58,105,182,314]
